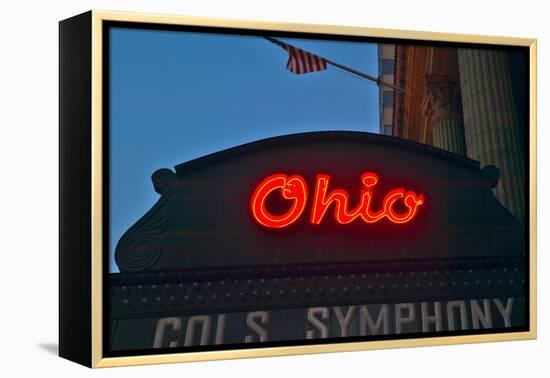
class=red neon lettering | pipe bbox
[251,172,424,228]
[250,173,308,228]
[310,173,386,224]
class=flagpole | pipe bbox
[263,36,404,93]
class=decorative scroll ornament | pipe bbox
[115,169,176,272]
[481,165,524,256]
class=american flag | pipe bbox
[282,43,328,75]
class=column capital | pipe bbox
[423,73,462,123]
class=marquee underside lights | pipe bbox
[250,172,425,228]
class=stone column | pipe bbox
[423,73,467,156]
[457,49,525,221]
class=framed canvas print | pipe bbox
[59,10,537,368]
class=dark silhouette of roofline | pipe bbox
[174,130,480,175]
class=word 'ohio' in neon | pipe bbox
[250,173,425,228]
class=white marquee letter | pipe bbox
[470,300,493,329]
[245,311,269,343]
[334,306,356,337]
[360,305,389,335]
[421,302,443,332]
[395,303,416,333]
[306,307,329,339]
[184,315,212,346]
[153,317,182,348]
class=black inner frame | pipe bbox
[101,20,531,358]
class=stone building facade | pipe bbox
[379,43,527,221]
[378,44,396,136]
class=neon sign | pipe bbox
[250,173,424,228]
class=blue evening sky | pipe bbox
[109,27,380,272]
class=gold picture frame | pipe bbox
[59,9,537,368]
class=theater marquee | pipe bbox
[110,131,527,349]
[59,10,536,368]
